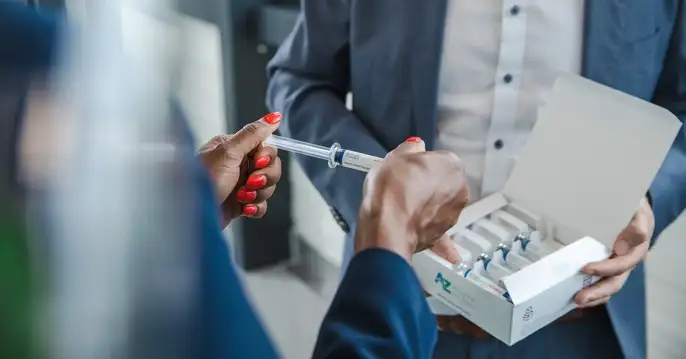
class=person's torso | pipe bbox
[434,0,585,199]
[342,3,672,356]
[345,0,672,157]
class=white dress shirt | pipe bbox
[435,0,585,201]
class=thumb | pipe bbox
[613,212,647,256]
[613,235,631,257]
[391,136,426,155]
[224,112,282,157]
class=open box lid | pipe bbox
[503,74,682,248]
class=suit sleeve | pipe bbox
[177,104,281,359]
[266,0,387,234]
[312,249,437,359]
[649,3,686,242]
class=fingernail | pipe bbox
[406,136,422,143]
[262,112,282,125]
[254,156,271,170]
[236,188,257,202]
[448,255,459,264]
[246,174,267,189]
[615,240,629,256]
[242,204,258,216]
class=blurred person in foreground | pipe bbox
[0,2,469,359]
[0,3,64,359]
[267,2,686,358]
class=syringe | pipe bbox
[263,134,384,172]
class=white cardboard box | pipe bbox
[412,74,683,346]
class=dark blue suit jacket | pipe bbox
[266,1,686,358]
[1,3,438,359]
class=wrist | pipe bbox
[354,199,418,262]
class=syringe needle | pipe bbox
[264,134,383,172]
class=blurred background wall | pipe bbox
[44,1,686,358]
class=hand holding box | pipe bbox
[413,74,682,345]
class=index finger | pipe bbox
[252,143,278,170]
[223,112,281,157]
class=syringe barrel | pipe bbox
[264,135,330,161]
[263,134,384,173]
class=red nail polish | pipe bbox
[262,112,282,125]
[236,188,257,202]
[254,156,271,170]
[243,204,258,216]
[246,174,267,189]
[406,136,422,143]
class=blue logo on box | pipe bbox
[434,272,452,294]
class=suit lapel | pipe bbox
[582,0,659,98]
[408,0,447,149]
[581,0,620,84]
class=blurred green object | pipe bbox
[0,189,36,359]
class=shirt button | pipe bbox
[503,74,513,83]
[510,5,521,16]
[494,139,504,150]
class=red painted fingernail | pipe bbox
[262,112,282,125]
[236,188,257,202]
[243,204,258,216]
[406,136,422,143]
[254,156,271,170]
[246,174,267,189]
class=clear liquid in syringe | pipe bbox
[264,135,383,172]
